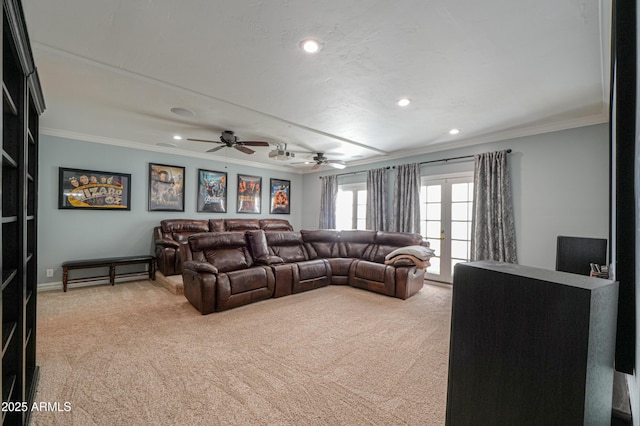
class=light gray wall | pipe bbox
[37,135,303,285]
[301,123,610,270]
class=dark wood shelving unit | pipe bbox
[1,0,45,424]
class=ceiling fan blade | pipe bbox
[188,138,221,144]
[327,161,346,169]
[239,141,270,147]
[206,145,226,153]
[235,145,255,155]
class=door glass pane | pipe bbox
[451,221,469,240]
[428,239,441,256]
[428,256,441,275]
[426,221,441,238]
[451,183,470,202]
[451,202,469,221]
[426,203,441,220]
[426,185,441,202]
[451,240,470,260]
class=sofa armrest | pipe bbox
[183,260,219,274]
[155,238,181,249]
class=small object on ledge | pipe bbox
[589,263,609,279]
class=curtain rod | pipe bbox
[318,149,512,179]
[418,149,512,166]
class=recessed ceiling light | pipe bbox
[173,135,183,140]
[449,128,460,135]
[397,98,411,107]
[301,39,321,53]
[170,107,195,117]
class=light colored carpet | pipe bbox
[32,280,452,425]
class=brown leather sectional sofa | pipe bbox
[153,218,293,276]
[181,228,430,315]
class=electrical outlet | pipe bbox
[46,269,54,278]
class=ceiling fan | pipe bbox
[293,153,346,170]
[187,130,270,154]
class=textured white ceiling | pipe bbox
[22,0,610,172]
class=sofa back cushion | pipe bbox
[368,231,425,263]
[225,219,260,232]
[188,232,253,272]
[208,219,226,232]
[161,219,209,234]
[338,230,376,258]
[265,231,309,262]
[259,219,293,231]
[301,230,341,258]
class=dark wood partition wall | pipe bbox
[611,0,637,375]
[446,262,618,426]
[1,0,45,424]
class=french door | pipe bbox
[420,173,474,283]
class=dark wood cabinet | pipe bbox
[1,0,44,424]
[446,261,618,426]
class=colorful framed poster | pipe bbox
[237,174,261,213]
[58,167,131,210]
[269,178,290,214]
[148,163,185,211]
[197,169,227,213]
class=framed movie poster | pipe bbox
[269,178,290,214]
[58,167,131,210]
[197,169,227,213]
[148,163,185,211]
[237,174,261,213]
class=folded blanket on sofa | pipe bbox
[384,245,435,269]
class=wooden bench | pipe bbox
[62,255,156,292]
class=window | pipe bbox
[336,183,367,230]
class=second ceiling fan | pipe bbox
[188,130,269,154]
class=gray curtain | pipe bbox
[470,150,517,263]
[366,167,388,231]
[319,175,338,229]
[392,163,421,233]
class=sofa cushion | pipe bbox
[349,260,395,296]
[339,230,376,258]
[161,219,209,233]
[224,268,273,294]
[172,231,205,243]
[188,232,253,273]
[260,219,293,231]
[225,219,260,231]
[208,219,226,232]
[265,232,309,262]
[301,230,340,258]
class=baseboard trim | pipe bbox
[38,274,150,292]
